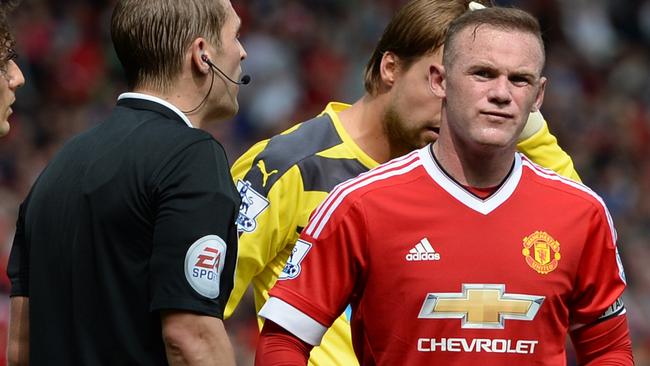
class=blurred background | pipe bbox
[0,0,649,365]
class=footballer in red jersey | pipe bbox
[258,148,630,365]
[256,6,632,366]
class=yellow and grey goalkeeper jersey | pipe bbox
[226,102,580,366]
[228,102,370,366]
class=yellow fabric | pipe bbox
[518,110,545,141]
[227,102,374,366]
[517,120,581,182]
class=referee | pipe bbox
[7,0,247,365]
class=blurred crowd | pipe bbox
[0,0,648,365]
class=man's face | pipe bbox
[208,0,247,120]
[0,59,25,137]
[383,50,444,157]
[441,25,545,151]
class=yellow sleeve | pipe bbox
[225,141,303,318]
[517,120,582,182]
[225,140,266,318]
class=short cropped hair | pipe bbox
[363,0,493,95]
[443,7,545,70]
[111,0,227,91]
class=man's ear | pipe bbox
[429,63,446,98]
[190,37,211,75]
[531,76,547,112]
[379,51,400,88]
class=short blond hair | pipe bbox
[111,0,227,91]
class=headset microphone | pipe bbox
[201,54,251,85]
[182,54,251,114]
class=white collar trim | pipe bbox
[418,145,522,215]
[117,92,194,128]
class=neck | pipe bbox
[432,134,516,188]
[132,87,204,129]
[338,93,398,164]
[133,70,218,129]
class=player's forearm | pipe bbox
[165,340,236,366]
[165,338,236,366]
[255,320,312,365]
[162,311,236,366]
[7,296,29,366]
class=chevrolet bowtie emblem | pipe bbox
[418,284,544,329]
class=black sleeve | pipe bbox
[148,138,239,318]
[7,200,30,297]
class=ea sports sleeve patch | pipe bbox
[184,235,228,299]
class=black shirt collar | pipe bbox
[116,92,194,128]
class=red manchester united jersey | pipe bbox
[260,146,627,366]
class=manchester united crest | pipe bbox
[522,231,561,274]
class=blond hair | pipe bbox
[363,0,493,95]
[111,0,227,91]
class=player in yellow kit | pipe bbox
[226,1,580,365]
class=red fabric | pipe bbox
[463,184,499,199]
[264,151,628,365]
[571,315,633,365]
[255,320,313,366]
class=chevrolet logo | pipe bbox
[418,284,544,329]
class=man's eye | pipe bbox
[510,77,531,86]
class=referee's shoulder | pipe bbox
[142,117,225,155]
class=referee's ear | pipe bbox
[189,37,212,76]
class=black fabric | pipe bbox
[7,97,240,365]
[297,155,367,193]
[242,114,342,196]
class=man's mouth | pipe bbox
[481,111,513,119]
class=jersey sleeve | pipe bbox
[570,201,627,326]
[148,139,239,318]
[7,200,30,297]
[517,120,581,182]
[259,193,367,346]
[256,320,313,365]
[225,141,304,318]
[570,314,633,365]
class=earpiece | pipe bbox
[182,51,251,114]
[201,53,211,66]
[199,52,251,86]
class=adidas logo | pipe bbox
[406,238,441,261]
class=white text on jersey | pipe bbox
[406,238,440,261]
[417,338,538,354]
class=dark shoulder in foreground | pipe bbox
[33,103,230,206]
[59,103,224,166]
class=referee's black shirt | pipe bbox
[7,95,240,365]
